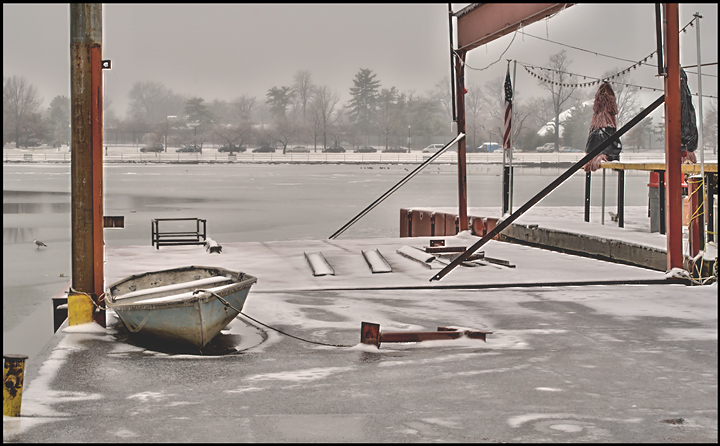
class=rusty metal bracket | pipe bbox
[103,215,124,228]
[424,245,467,254]
[361,321,491,348]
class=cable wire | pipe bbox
[194,289,355,348]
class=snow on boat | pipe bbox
[105,265,257,348]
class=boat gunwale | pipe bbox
[105,265,257,311]
[106,279,256,310]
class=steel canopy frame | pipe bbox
[455,3,573,52]
[450,3,573,233]
[443,3,686,280]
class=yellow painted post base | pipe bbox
[3,354,28,417]
[68,293,95,326]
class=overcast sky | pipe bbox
[3,3,717,121]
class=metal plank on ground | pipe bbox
[361,249,392,274]
[304,251,335,276]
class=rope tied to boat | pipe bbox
[67,288,107,311]
[193,289,355,348]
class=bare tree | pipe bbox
[376,87,405,150]
[3,75,43,147]
[230,95,256,122]
[465,85,484,147]
[538,50,578,151]
[45,95,70,147]
[328,110,351,148]
[430,76,453,125]
[127,81,184,125]
[479,76,506,143]
[292,70,314,125]
[214,121,255,152]
[272,116,299,152]
[703,98,717,154]
[103,96,121,130]
[310,85,339,150]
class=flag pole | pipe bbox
[502,60,513,214]
[510,59,517,212]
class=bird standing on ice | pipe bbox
[34,239,48,249]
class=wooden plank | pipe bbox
[600,162,717,173]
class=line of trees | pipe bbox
[4,52,718,154]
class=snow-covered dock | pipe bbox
[4,230,717,442]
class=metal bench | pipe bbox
[151,218,207,249]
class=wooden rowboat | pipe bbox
[105,265,257,348]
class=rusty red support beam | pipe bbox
[455,50,468,231]
[455,3,574,52]
[663,3,683,271]
[361,322,491,348]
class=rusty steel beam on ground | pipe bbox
[361,322,491,348]
[70,4,105,326]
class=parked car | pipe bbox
[253,146,275,153]
[286,146,310,153]
[560,146,581,153]
[422,144,445,153]
[476,142,500,153]
[322,146,346,153]
[218,144,246,153]
[536,143,555,152]
[177,144,202,153]
[140,143,164,153]
[382,147,408,153]
[355,146,377,153]
[467,145,488,153]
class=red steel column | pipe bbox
[455,50,468,231]
[70,4,105,326]
[663,3,683,271]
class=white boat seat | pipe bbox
[112,275,231,300]
[131,283,239,305]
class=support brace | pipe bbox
[361,322,492,348]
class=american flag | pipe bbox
[503,66,513,150]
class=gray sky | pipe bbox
[3,3,717,120]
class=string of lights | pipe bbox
[518,61,717,99]
[518,15,698,67]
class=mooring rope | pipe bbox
[193,289,355,348]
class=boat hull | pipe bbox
[105,266,257,348]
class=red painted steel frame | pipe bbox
[663,3,683,270]
[456,4,573,52]
[91,45,105,325]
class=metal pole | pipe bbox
[70,3,105,326]
[448,3,456,122]
[601,169,606,225]
[510,60,517,212]
[694,12,706,249]
[329,133,465,240]
[663,3,683,271]
[455,50,468,231]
